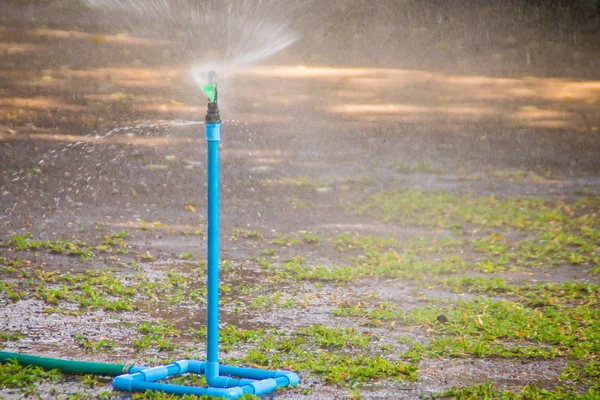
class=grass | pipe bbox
[0,190,597,396]
[297,324,372,350]
[332,232,398,252]
[247,290,296,310]
[230,228,262,240]
[0,331,23,342]
[353,190,598,232]
[432,380,599,399]
[133,320,180,352]
[269,231,320,246]
[260,250,467,283]
[96,230,129,254]
[1,234,94,260]
[392,161,440,174]
[190,322,415,386]
[1,264,211,313]
[0,359,62,392]
[132,392,259,400]
[72,333,115,351]
[240,348,417,386]
[334,288,599,361]
[35,269,136,311]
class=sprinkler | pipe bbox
[0,71,299,399]
[110,71,300,398]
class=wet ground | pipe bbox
[1,1,599,399]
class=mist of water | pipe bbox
[85,0,302,89]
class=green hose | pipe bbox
[0,351,129,376]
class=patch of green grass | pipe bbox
[443,277,599,307]
[73,333,115,351]
[178,252,194,260]
[331,302,404,327]
[240,348,417,386]
[431,381,599,399]
[192,321,417,386]
[403,297,599,360]
[393,161,439,174]
[161,372,207,387]
[96,230,129,254]
[140,251,155,261]
[297,325,371,350]
[0,359,62,391]
[1,234,94,260]
[4,265,201,312]
[333,283,598,361]
[0,281,24,301]
[353,190,594,232]
[230,228,263,240]
[269,231,320,247]
[258,248,277,257]
[0,331,23,342]
[471,230,598,271]
[0,257,28,273]
[248,290,296,310]
[34,269,136,311]
[350,190,599,276]
[332,233,398,252]
[181,227,204,236]
[81,374,104,388]
[132,392,259,400]
[264,250,466,283]
[189,324,270,352]
[134,320,179,352]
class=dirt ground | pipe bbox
[0,1,599,399]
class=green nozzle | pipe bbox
[202,84,216,103]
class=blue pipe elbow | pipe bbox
[274,370,301,386]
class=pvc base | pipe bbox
[112,359,299,399]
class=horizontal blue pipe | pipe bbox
[219,365,300,386]
[113,376,245,398]
[112,360,299,398]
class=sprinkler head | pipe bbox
[203,70,220,123]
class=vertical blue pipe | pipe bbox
[205,122,221,380]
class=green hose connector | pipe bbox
[0,351,130,376]
[202,84,216,103]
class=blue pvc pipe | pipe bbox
[206,122,221,382]
[112,360,293,398]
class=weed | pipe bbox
[258,248,277,257]
[248,290,295,310]
[230,229,262,240]
[297,325,371,350]
[393,161,439,174]
[354,190,588,232]
[73,333,115,351]
[0,282,24,301]
[403,297,599,360]
[1,234,94,260]
[181,227,204,236]
[0,331,23,342]
[299,231,320,245]
[0,359,62,390]
[134,321,180,352]
[332,233,398,252]
[431,381,599,399]
[269,231,320,247]
[140,251,155,261]
[270,233,301,246]
[97,230,128,253]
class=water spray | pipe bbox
[110,71,300,398]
